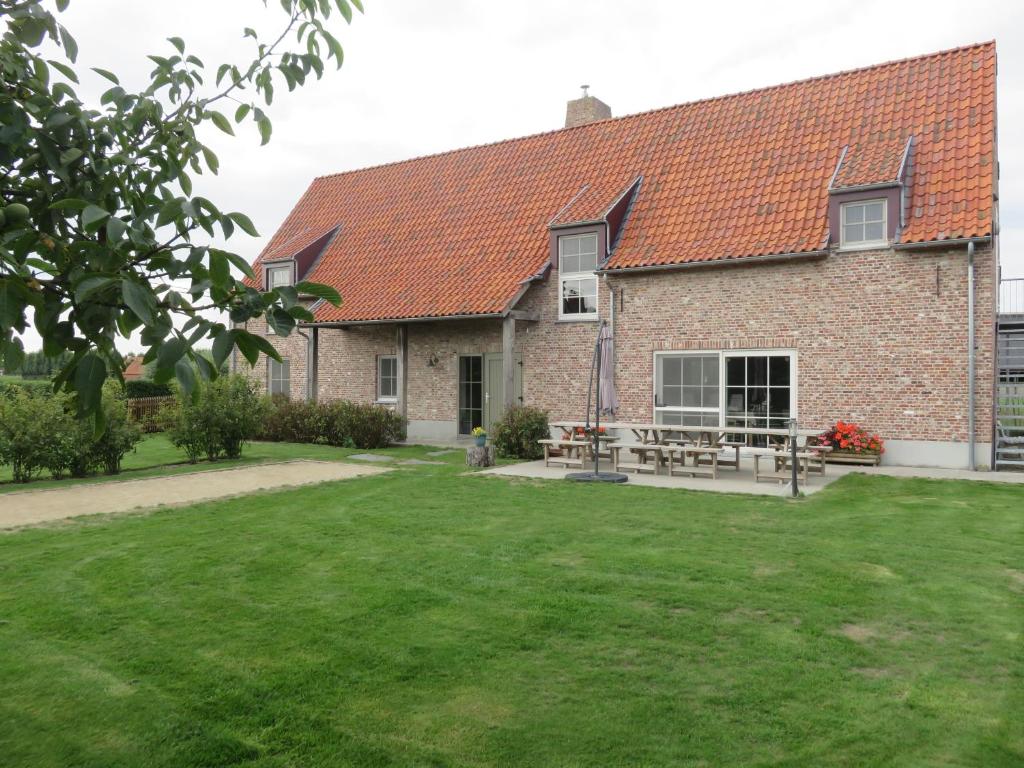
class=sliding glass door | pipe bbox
[654,351,795,438]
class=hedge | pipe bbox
[125,379,172,398]
[258,397,405,449]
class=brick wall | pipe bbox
[239,243,996,446]
[519,245,996,444]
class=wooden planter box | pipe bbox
[825,451,882,466]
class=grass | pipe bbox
[0,449,1021,766]
[0,434,367,493]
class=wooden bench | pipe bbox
[664,445,720,479]
[749,448,813,484]
[611,442,664,475]
[537,439,591,469]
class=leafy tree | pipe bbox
[0,0,354,430]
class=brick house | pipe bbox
[240,42,1000,469]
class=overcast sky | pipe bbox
[15,0,1024,352]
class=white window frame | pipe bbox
[652,349,798,427]
[839,199,888,250]
[557,232,600,320]
[266,263,294,289]
[268,357,290,396]
[377,354,398,403]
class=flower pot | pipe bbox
[474,435,486,447]
[825,451,881,466]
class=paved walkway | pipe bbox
[0,460,389,529]
[480,457,1024,496]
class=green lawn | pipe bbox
[0,449,1021,767]
[0,434,368,493]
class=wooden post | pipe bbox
[502,315,515,411]
[396,323,409,421]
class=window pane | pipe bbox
[701,356,719,386]
[682,386,700,407]
[747,357,768,387]
[865,202,885,222]
[661,357,681,386]
[560,254,580,274]
[769,388,791,419]
[727,357,745,386]
[701,413,721,427]
[843,223,864,244]
[560,237,579,257]
[747,387,768,416]
[682,356,701,386]
[662,385,681,407]
[726,387,745,414]
[579,233,598,255]
[844,204,864,224]
[702,386,719,408]
[769,356,790,387]
[656,410,682,426]
[578,253,598,272]
[864,221,885,242]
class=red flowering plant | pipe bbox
[817,421,884,455]
[573,425,607,438]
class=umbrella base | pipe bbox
[565,471,629,484]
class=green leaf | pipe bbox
[287,305,315,322]
[294,280,341,306]
[209,250,230,287]
[122,279,157,325]
[75,352,107,414]
[335,0,353,23]
[212,328,236,369]
[201,145,219,174]
[227,212,259,237]
[59,25,78,62]
[92,67,120,84]
[0,280,29,330]
[233,330,260,367]
[106,216,127,241]
[217,249,256,280]
[156,336,187,370]
[209,110,234,136]
[49,198,90,211]
[59,148,83,166]
[234,103,251,122]
[248,332,283,362]
[168,36,185,54]
[175,357,196,395]
[256,116,272,146]
[267,307,296,336]
[81,204,110,231]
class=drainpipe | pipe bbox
[296,327,316,402]
[967,240,976,470]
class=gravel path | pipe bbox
[0,460,389,529]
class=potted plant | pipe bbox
[471,426,487,447]
[816,421,884,465]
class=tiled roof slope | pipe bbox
[831,137,912,190]
[252,42,995,323]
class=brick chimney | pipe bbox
[565,85,611,128]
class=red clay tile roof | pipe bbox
[831,137,913,190]
[251,42,996,323]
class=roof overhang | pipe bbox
[599,249,829,276]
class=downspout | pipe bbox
[295,327,316,402]
[967,240,976,470]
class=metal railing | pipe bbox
[1000,277,1024,315]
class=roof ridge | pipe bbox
[311,40,994,184]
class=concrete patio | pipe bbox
[479,455,1024,496]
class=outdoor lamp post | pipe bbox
[789,417,799,497]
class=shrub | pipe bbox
[0,378,54,397]
[91,382,143,474]
[259,396,328,443]
[322,401,405,449]
[491,405,550,460]
[164,374,264,462]
[0,389,69,482]
[125,379,172,398]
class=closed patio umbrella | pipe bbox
[598,321,618,416]
[567,320,627,483]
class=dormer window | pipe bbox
[839,200,887,249]
[266,264,293,289]
[558,232,599,319]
